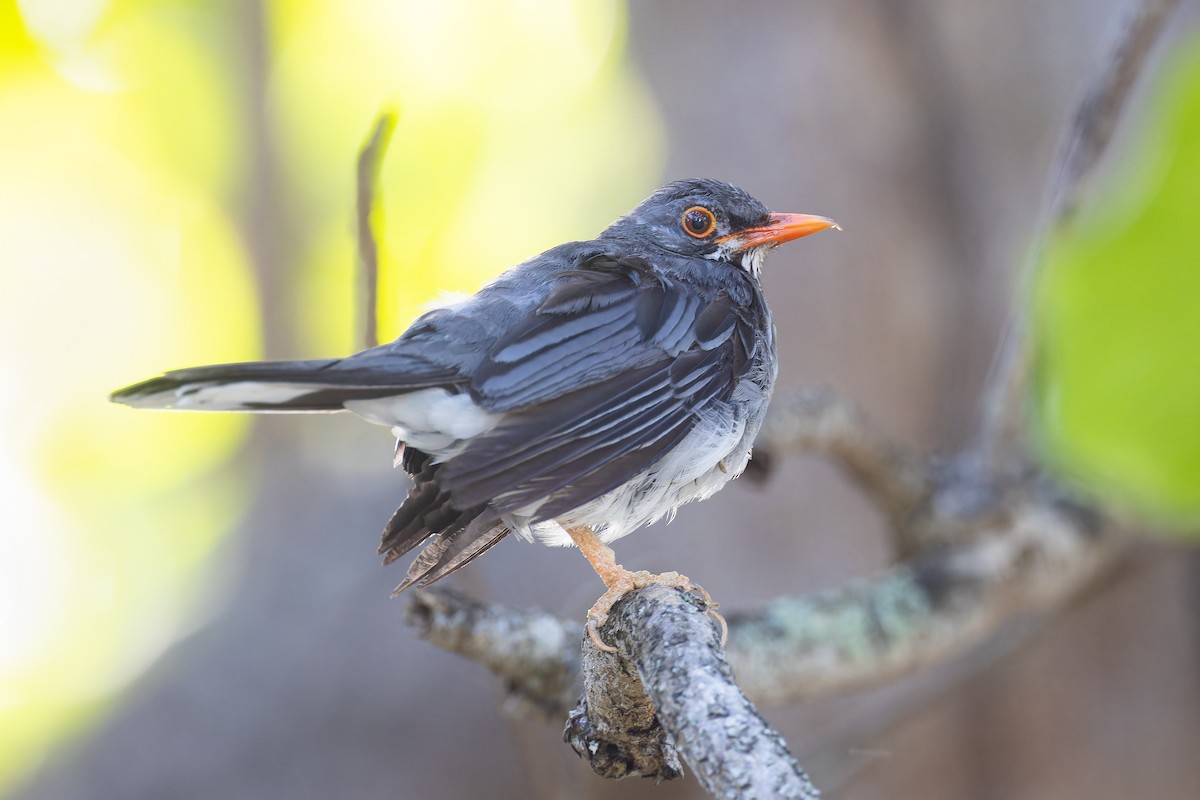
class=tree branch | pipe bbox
[407,476,1118,718]
[726,484,1116,706]
[565,586,820,799]
[406,587,581,720]
[1046,0,1180,227]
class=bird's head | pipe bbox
[600,178,839,277]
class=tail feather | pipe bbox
[114,357,510,589]
[110,359,456,412]
[391,513,508,595]
[379,450,491,565]
[379,447,508,591]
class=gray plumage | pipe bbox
[112,179,830,593]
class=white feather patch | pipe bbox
[422,291,472,312]
[501,405,754,547]
[130,381,335,411]
[345,388,501,459]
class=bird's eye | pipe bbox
[681,206,717,239]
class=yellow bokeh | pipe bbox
[269,0,663,350]
[0,3,258,788]
[1,0,661,791]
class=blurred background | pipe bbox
[3,1,1199,798]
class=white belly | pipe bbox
[507,406,753,546]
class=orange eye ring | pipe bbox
[681,206,717,239]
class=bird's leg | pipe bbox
[566,526,724,653]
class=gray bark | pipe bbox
[565,586,820,799]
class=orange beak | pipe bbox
[718,212,840,251]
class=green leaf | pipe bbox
[1035,36,1200,534]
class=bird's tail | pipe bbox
[110,359,432,413]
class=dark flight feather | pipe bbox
[111,357,463,411]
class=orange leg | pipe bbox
[566,526,725,652]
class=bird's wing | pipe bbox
[439,256,759,517]
[469,254,731,410]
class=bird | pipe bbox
[111,178,838,649]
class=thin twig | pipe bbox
[356,110,398,350]
[1047,0,1180,226]
[979,0,1180,457]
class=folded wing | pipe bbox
[384,255,759,589]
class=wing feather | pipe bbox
[470,257,677,411]
[380,252,762,590]
[437,262,755,520]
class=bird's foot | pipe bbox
[585,570,726,653]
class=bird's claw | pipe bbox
[584,569,723,652]
[587,616,618,653]
[708,608,729,648]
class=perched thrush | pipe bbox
[112,179,838,647]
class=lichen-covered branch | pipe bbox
[406,588,581,720]
[563,588,685,782]
[726,485,1117,706]
[565,586,820,799]
[407,477,1119,719]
